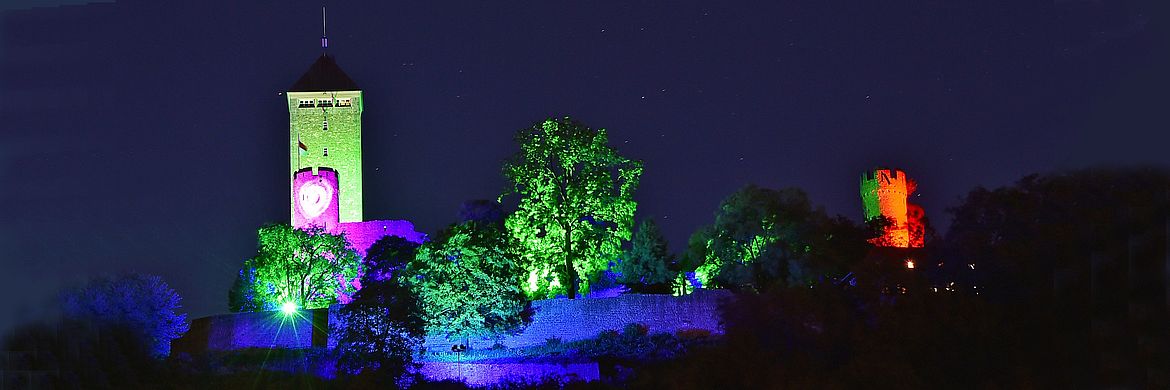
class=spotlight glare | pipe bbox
[281,302,298,315]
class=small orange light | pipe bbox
[905,259,915,269]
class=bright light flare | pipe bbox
[905,259,915,269]
[281,301,298,315]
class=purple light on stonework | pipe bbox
[300,182,332,218]
[293,169,340,230]
[337,220,426,255]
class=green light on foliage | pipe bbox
[688,185,850,290]
[233,224,361,311]
[503,117,642,299]
[410,221,529,342]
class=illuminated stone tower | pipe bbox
[287,55,363,223]
[860,168,925,248]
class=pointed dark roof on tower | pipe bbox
[289,54,359,92]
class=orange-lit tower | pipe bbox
[860,168,925,248]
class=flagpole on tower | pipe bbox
[321,6,328,50]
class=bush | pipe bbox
[621,323,649,338]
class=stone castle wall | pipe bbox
[175,309,329,352]
[422,290,730,350]
[174,291,730,354]
[418,362,600,386]
[336,219,426,256]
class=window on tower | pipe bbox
[317,99,333,107]
[298,99,314,108]
[323,148,328,157]
[337,98,352,107]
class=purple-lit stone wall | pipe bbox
[175,309,328,353]
[422,290,731,350]
[292,168,340,231]
[418,362,600,386]
[336,219,426,255]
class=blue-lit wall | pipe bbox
[176,291,729,354]
[418,362,599,386]
[175,308,329,352]
[422,290,730,350]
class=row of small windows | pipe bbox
[297,98,353,108]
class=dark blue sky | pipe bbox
[1,0,1166,330]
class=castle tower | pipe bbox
[287,55,364,223]
[860,168,924,248]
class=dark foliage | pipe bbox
[623,286,1026,389]
[938,167,1170,387]
[616,219,676,294]
[333,236,426,383]
[60,273,189,357]
[227,266,261,313]
[688,185,870,291]
[2,321,167,389]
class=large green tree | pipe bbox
[689,185,866,291]
[503,117,643,299]
[410,221,531,345]
[232,224,361,311]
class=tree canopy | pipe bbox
[688,185,867,291]
[232,224,361,311]
[503,117,643,299]
[410,221,531,344]
[617,219,676,293]
[942,168,1170,305]
[61,274,189,357]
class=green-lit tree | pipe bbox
[234,223,361,311]
[503,117,643,299]
[690,185,865,291]
[617,219,676,293]
[410,221,531,345]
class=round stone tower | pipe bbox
[860,168,918,247]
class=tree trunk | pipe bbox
[564,226,580,299]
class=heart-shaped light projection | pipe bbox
[298,180,334,219]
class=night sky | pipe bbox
[1,0,1166,331]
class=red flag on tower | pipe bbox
[298,139,308,155]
